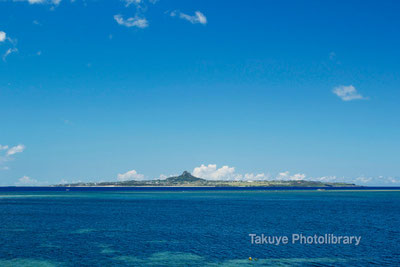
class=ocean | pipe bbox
[0,188,399,266]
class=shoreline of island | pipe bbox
[47,171,363,188]
[2,172,398,190]
[1,186,400,192]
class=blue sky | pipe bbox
[1,0,399,185]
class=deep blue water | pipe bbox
[0,189,399,266]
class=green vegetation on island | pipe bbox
[55,171,358,187]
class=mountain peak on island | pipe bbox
[165,171,205,183]
[181,171,194,178]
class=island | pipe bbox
[54,171,357,187]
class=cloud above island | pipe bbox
[192,164,266,181]
[190,165,399,185]
[16,176,38,185]
[276,171,306,181]
[117,169,145,181]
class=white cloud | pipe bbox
[355,176,372,183]
[290,173,306,180]
[276,171,306,181]
[22,0,61,5]
[114,14,148,28]
[354,175,399,185]
[0,31,6,42]
[243,173,268,181]
[170,10,207,25]
[0,144,25,170]
[192,164,266,181]
[303,175,400,185]
[159,174,168,180]
[3,48,18,61]
[0,31,17,51]
[354,175,398,185]
[16,176,38,185]
[117,169,145,181]
[332,85,366,101]
[0,145,9,150]
[314,176,339,182]
[28,0,45,3]
[277,171,289,179]
[123,0,141,7]
[193,164,239,180]
[387,177,399,184]
[6,144,25,156]
[123,0,157,8]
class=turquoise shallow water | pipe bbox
[0,190,399,266]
